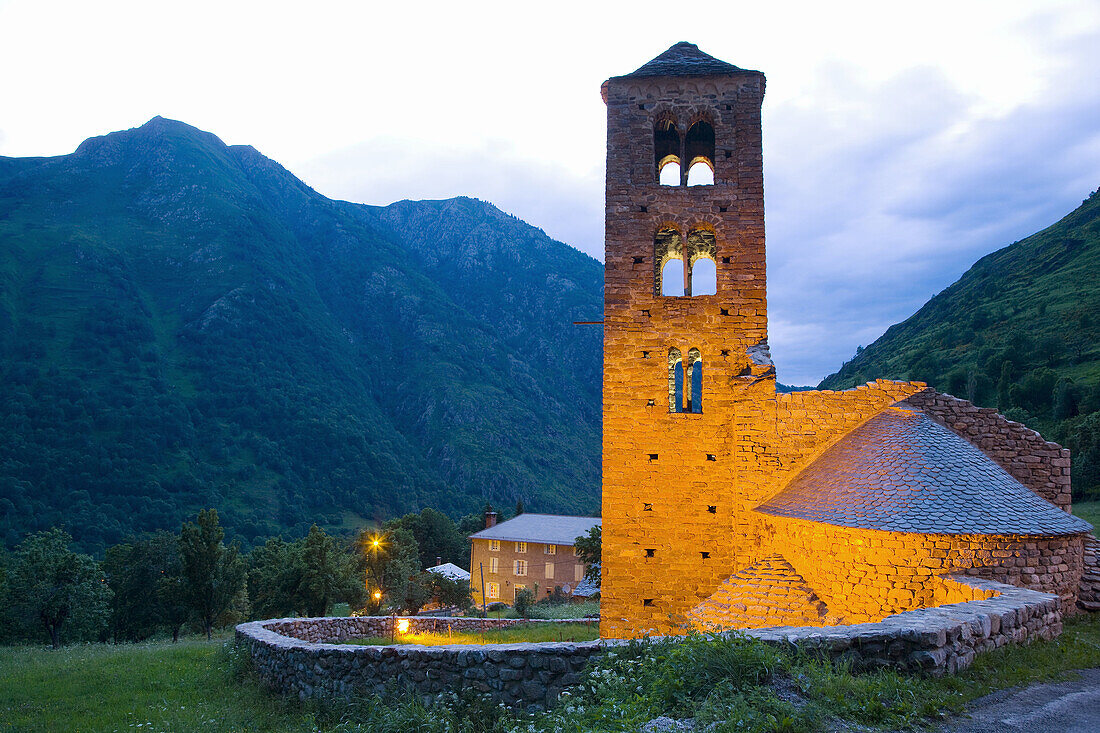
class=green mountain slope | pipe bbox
[820,187,1100,497]
[0,118,603,551]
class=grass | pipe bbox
[1,612,1098,732]
[0,634,317,733]
[1073,499,1100,532]
[338,621,599,646]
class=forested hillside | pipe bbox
[0,118,603,551]
[821,188,1100,498]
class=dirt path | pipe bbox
[938,667,1100,732]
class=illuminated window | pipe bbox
[545,562,554,579]
[489,557,499,574]
[658,160,681,186]
[489,540,500,552]
[487,582,499,600]
[573,545,579,556]
[515,541,527,554]
[691,257,717,295]
[685,120,715,183]
[544,544,556,555]
[655,227,684,297]
[514,559,528,576]
[687,160,714,186]
[574,565,583,582]
[686,348,702,414]
[655,116,680,185]
[668,347,683,413]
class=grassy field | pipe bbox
[2,613,1099,732]
[339,621,599,646]
[484,600,600,620]
[0,635,317,733]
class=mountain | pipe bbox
[820,187,1100,498]
[0,117,603,551]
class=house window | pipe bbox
[544,544,556,555]
[489,540,500,552]
[574,565,583,582]
[545,562,554,579]
[487,582,500,600]
[573,545,579,556]
[489,557,499,574]
[515,541,527,553]
[514,559,528,576]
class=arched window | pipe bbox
[687,160,714,186]
[668,348,683,413]
[654,117,680,184]
[687,348,703,413]
[654,227,685,296]
[658,160,681,186]
[691,257,717,295]
[685,120,715,179]
[661,259,684,296]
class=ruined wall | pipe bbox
[906,389,1073,510]
[764,516,1086,621]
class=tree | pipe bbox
[8,528,112,647]
[103,531,180,641]
[298,525,361,616]
[997,360,1014,411]
[179,509,246,640]
[574,524,601,586]
[384,508,468,571]
[515,499,525,516]
[360,526,420,614]
[247,536,304,619]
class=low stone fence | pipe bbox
[236,576,1062,708]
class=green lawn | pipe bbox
[339,621,599,646]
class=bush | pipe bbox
[514,587,536,618]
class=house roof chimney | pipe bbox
[484,510,498,528]
[436,556,443,566]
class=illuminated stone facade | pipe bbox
[599,43,1092,639]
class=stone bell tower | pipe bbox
[600,42,773,637]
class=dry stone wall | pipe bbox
[237,578,1064,707]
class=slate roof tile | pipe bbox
[755,408,1092,536]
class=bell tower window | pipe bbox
[685,120,715,185]
[655,116,681,185]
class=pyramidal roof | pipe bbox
[618,42,756,79]
[755,407,1092,537]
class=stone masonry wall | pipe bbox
[906,389,1072,510]
[237,578,1063,707]
[766,516,1085,621]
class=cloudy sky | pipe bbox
[2,0,1098,385]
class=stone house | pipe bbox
[599,42,1094,638]
[468,513,600,607]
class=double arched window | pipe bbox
[668,347,703,413]
[655,227,718,297]
[655,117,716,186]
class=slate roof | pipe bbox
[426,562,470,582]
[468,513,601,545]
[755,407,1093,536]
[615,42,758,79]
[572,575,600,597]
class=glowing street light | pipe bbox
[396,619,410,634]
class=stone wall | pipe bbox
[1078,536,1100,612]
[764,516,1085,621]
[906,389,1072,510]
[236,578,1064,707]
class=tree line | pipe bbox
[0,505,484,648]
